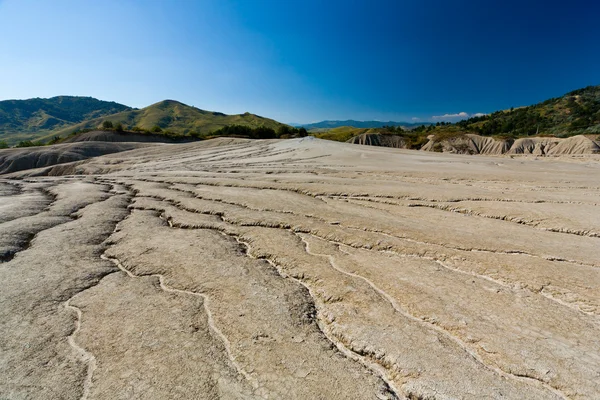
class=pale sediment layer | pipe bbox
[1,137,599,399]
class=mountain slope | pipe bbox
[51,100,285,139]
[458,85,600,136]
[0,96,131,144]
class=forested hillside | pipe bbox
[457,85,600,137]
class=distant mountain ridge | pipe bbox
[297,120,431,130]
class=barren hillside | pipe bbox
[1,138,599,399]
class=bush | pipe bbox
[0,140,9,149]
[151,125,163,133]
[16,140,37,148]
[115,123,124,132]
[251,126,276,139]
[102,120,114,130]
[48,136,61,145]
[277,125,292,137]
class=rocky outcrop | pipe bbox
[419,134,600,155]
[420,134,512,155]
[346,133,408,148]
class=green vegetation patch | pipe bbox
[456,85,600,137]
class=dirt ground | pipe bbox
[1,137,599,399]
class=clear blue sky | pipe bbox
[0,0,598,123]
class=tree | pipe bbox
[102,120,114,130]
[151,125,163,133]
[0,140,8,149]
[115,123,124,132]
[277,125,293,138]
[252,126,276,139]
[49,136,61,145]
[298,127,308,137]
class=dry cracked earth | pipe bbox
[1,137,599,399]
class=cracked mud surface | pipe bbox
[1,138,599,399]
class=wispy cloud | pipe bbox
[432,112,469,120]
[411,117,421,121]
[431,112,486,121]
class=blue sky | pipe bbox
[0,0,598,123]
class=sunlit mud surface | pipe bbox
[2,138,599,399]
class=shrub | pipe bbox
[102,120,114,130]
[277,125,292,137]
[252,126,276,139]
[0,140,9,149]
[151,125,163,133]
[16,140,37,148]
[115,123,124,132]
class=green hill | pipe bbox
[0,96,131,144]
[0,97,287,146]
[457,85,600,137]
[324,85,600,149]
[50,100,285,141]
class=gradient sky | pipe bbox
[0,0,598,123]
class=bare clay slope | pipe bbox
[418,133,600,155]
[0,141,155,175]
[1,137,599,399]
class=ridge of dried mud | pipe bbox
[1,138,599,399]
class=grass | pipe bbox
[312,126,371,142]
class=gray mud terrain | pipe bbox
[1,138,599,399]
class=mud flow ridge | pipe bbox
[157,208,401,398]
[2,138,599,399]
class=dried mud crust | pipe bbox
[1,138,599,399]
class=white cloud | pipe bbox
[432,112,469,120]
[431,112,486,121]
[411,117,420,121]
